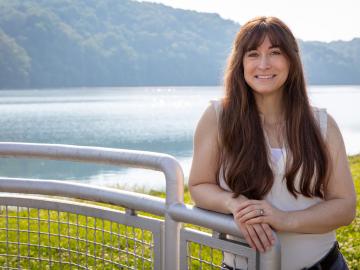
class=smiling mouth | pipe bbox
[255,75,276,79]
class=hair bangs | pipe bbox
[242,24,268,52]
[243,22,289,56]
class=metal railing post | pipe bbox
[160,157,184,270]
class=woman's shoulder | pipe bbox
[195,100,220,134]
[209,98,224,119]
[324,112,343,148]
[310,106,338,131]
[310,106,328,138]
[193,100,221,148]
[310,106,342,146]
[310,106,327,118]
[202,98,225,125]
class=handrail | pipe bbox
[0,142,281,269]
[0,177,241,238]
[0,142,184,270]
[0,177,166,216]
[0,142,184,202]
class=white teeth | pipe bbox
[256,75,275,79]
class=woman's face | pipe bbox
[243,35,289,97]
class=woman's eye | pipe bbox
[247,52,259,57]
[271,50,281,55]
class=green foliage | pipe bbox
[0,209,154,269]
[0,0,237,89]
[299,39,360,84]
[1,0,359,89]
[0,28,30,88]
[337,155,360,269]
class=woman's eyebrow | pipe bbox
[246,47,258,52]
[246,45,281,51]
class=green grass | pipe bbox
[0,188,222,269]
[336,155,360,269]
[0,156,359,269]
[0,209,154,269]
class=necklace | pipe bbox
[263,121,286,148]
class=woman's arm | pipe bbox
[237,114,357,233]
[189,103,275,251]
[285,114,356,232]
[189,103,245,214]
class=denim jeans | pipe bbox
[303,242,349,270]
[221,249,349,270]
[304,252,349,270]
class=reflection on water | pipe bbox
[0,86,359,190]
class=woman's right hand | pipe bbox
[237,221,275,253]
[228,196,275,252]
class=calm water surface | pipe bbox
[0,86,359,190]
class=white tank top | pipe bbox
[210,100,336,270]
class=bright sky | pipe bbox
[137,0,360,42]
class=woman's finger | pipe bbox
[252,223,272,251]
[239,226,256,250]
[246,224,265,252]
[234,200,261,213]
[235,204,261,218]
[234,217,256,250]
[244,216,266,225]
[236,208,263,223]
[261,223,275,245]
[236,205,267,219]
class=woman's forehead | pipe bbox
[251,36,281,50]
[245,31,281,51]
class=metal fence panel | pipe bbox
[180,228,258,270]
[0,195,162,269]
[0,142,281,269]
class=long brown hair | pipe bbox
[218,16,329,199]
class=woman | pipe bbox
[189,16,356,270]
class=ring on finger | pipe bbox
[259,209,265,216]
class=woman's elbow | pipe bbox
[188,182,198,203]
[342,197,357,226]
[348,197,357,224]
[188,182,212,208]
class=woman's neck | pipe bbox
[254,91,285,125]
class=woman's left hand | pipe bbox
[234,200,291,232]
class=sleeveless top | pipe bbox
[210,100,336,270]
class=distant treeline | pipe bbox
[0,0,359,89]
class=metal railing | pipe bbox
[0,142,281,269]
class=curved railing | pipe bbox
[0,142,281,269]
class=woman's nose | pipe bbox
[258,55,270,69]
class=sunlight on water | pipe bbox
[0,86,359,190]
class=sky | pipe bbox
[137,0,360,42]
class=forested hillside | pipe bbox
[0,0,359,89]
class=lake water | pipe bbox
[0,86,359,191]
